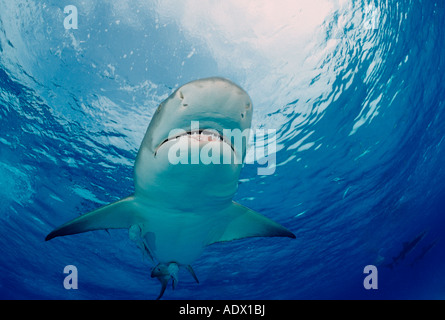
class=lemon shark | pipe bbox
[45,77,295,299]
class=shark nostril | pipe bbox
[178,91,184,100]
[241,112,245,118]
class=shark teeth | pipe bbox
[156,129,235,154]
[173,130,223,142]
[154,129,237,157]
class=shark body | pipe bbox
[46,77,295,299]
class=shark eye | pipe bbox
[241,112,245,119]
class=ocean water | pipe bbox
[0,0,444,300]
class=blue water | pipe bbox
[1,0,444,300]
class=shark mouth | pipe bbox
[155,129,235,156]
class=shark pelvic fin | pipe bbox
[156,279,168,300]
[209,201,296,245]
[186,265,199,284]
[45,195,140,241]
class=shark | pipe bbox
[392,230,427,265]
[45,77,295,299]
[384,230,427,269]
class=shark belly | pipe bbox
[138,209,225,265]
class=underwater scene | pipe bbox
[0,0,444,300]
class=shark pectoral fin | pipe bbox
[45,195,140,241]
[129,225,155,263]
[209,201,296,244]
